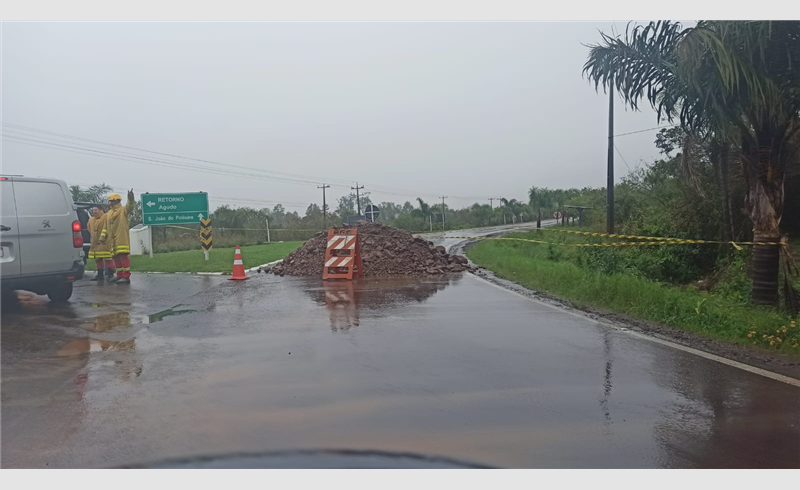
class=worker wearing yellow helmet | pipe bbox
[104,189,136,284]
[87,205,115,281]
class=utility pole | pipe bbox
[489,197,501,209]
[607,81,615,234]
[352,182,365,216]
[440,196,447,231]
[318,184,330,228]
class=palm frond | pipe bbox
[583,21,687,120]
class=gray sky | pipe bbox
[2,21,668,211]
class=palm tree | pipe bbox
[411,198,431,218]
[70,183,113,203]
[528,186,554,215]
[500,198,524,221]
[584,21,800,305]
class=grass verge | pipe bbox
[467,234,800,354]
[86,242,303,273]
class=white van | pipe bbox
[1,175,85,302]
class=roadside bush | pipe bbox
[712,250,753,304]
[576,244,706,284]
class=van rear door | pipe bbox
[13,179,78,275]
[1,178,21,277]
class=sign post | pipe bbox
[364,204,380,222]
[142,192,210,226]
[142,192,210,257]
[148,226,154,259]
[200,218,213,260]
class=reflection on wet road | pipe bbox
[2,271,799,468]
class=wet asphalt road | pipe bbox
[2,227,800,468]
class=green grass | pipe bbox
[467,234,800,354]
[86,242,303,273]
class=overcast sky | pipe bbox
[2,21,672,211]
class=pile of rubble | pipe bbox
[265,222,474,276]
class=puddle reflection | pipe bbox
[81,311,131,332]
[145,308,197,324]
[651,353,800,468]
[322,281,360,332]
[58,338,136,357]
[306,275,461,332]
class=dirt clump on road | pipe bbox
[265,222,473,276]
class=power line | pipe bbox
[2,134,347,189]
[4,133,454,202]
[75,181,309,209]
[4,122,530,204]
[2,123,356,187]
[614,124,677,138]
[351,182,365,216]
[2,123,447,200]
[9,136,526,206]
[440,196,448,231]
[613,144,634,173]
[318,184,330,226]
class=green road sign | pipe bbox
[142,192,209,226]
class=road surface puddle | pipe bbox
[57,338,135,357]
[80,311,131,332]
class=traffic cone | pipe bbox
[228,245,250,281]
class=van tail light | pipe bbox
[72,220,82,248]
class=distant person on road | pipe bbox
[105,190,135,284]
[87,205,115,281]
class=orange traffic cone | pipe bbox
[228,245,250,281]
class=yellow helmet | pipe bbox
[108,193,122,201]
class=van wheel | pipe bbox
[47,282,73,303]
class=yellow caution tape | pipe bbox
[534,228,780,246]
[448,236,778,247]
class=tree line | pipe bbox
[583,20,800,306]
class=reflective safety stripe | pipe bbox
[233,259,243,265]
[117,267,131,271]
[88,251,96,258]
[115,247,130,253]
[91,251,112,258]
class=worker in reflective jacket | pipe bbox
[106,190,135,284]
[87,205,115,281]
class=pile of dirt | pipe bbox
[264,222,474,276]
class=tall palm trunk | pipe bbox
[718,144,735,242]
[710,139,735,242]
[745,142,785,306]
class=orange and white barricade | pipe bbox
[322,228,363,280]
